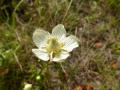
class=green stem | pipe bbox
[57,62,67,82]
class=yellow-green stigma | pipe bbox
[46,37,63,53]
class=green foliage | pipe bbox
[111,42,120,54]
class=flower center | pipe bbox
[46,37,63,53]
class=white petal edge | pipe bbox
[52,51,69,62]
[32,49,49,61]
[33,29,50,48]
[52,24,66,39]
[62,35,79,52]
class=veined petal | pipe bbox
[33,29,49,48]
[52,24,66,39]
[58,34,66,43]
[32,49,49,61]
[52,51,69,62]
[62,35,79,52]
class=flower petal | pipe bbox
[52,24,66,39]
[52,51,69,62]
[58,34,66,43]
[32,49,49,61]
[23,83,32,90]
[62,35,79,52]
[33,29,49,48]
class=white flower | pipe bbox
[23,83,32,90]
[32,24,79,62]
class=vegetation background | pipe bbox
[0,0,120,90]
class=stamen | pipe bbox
[49,51,53,62]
